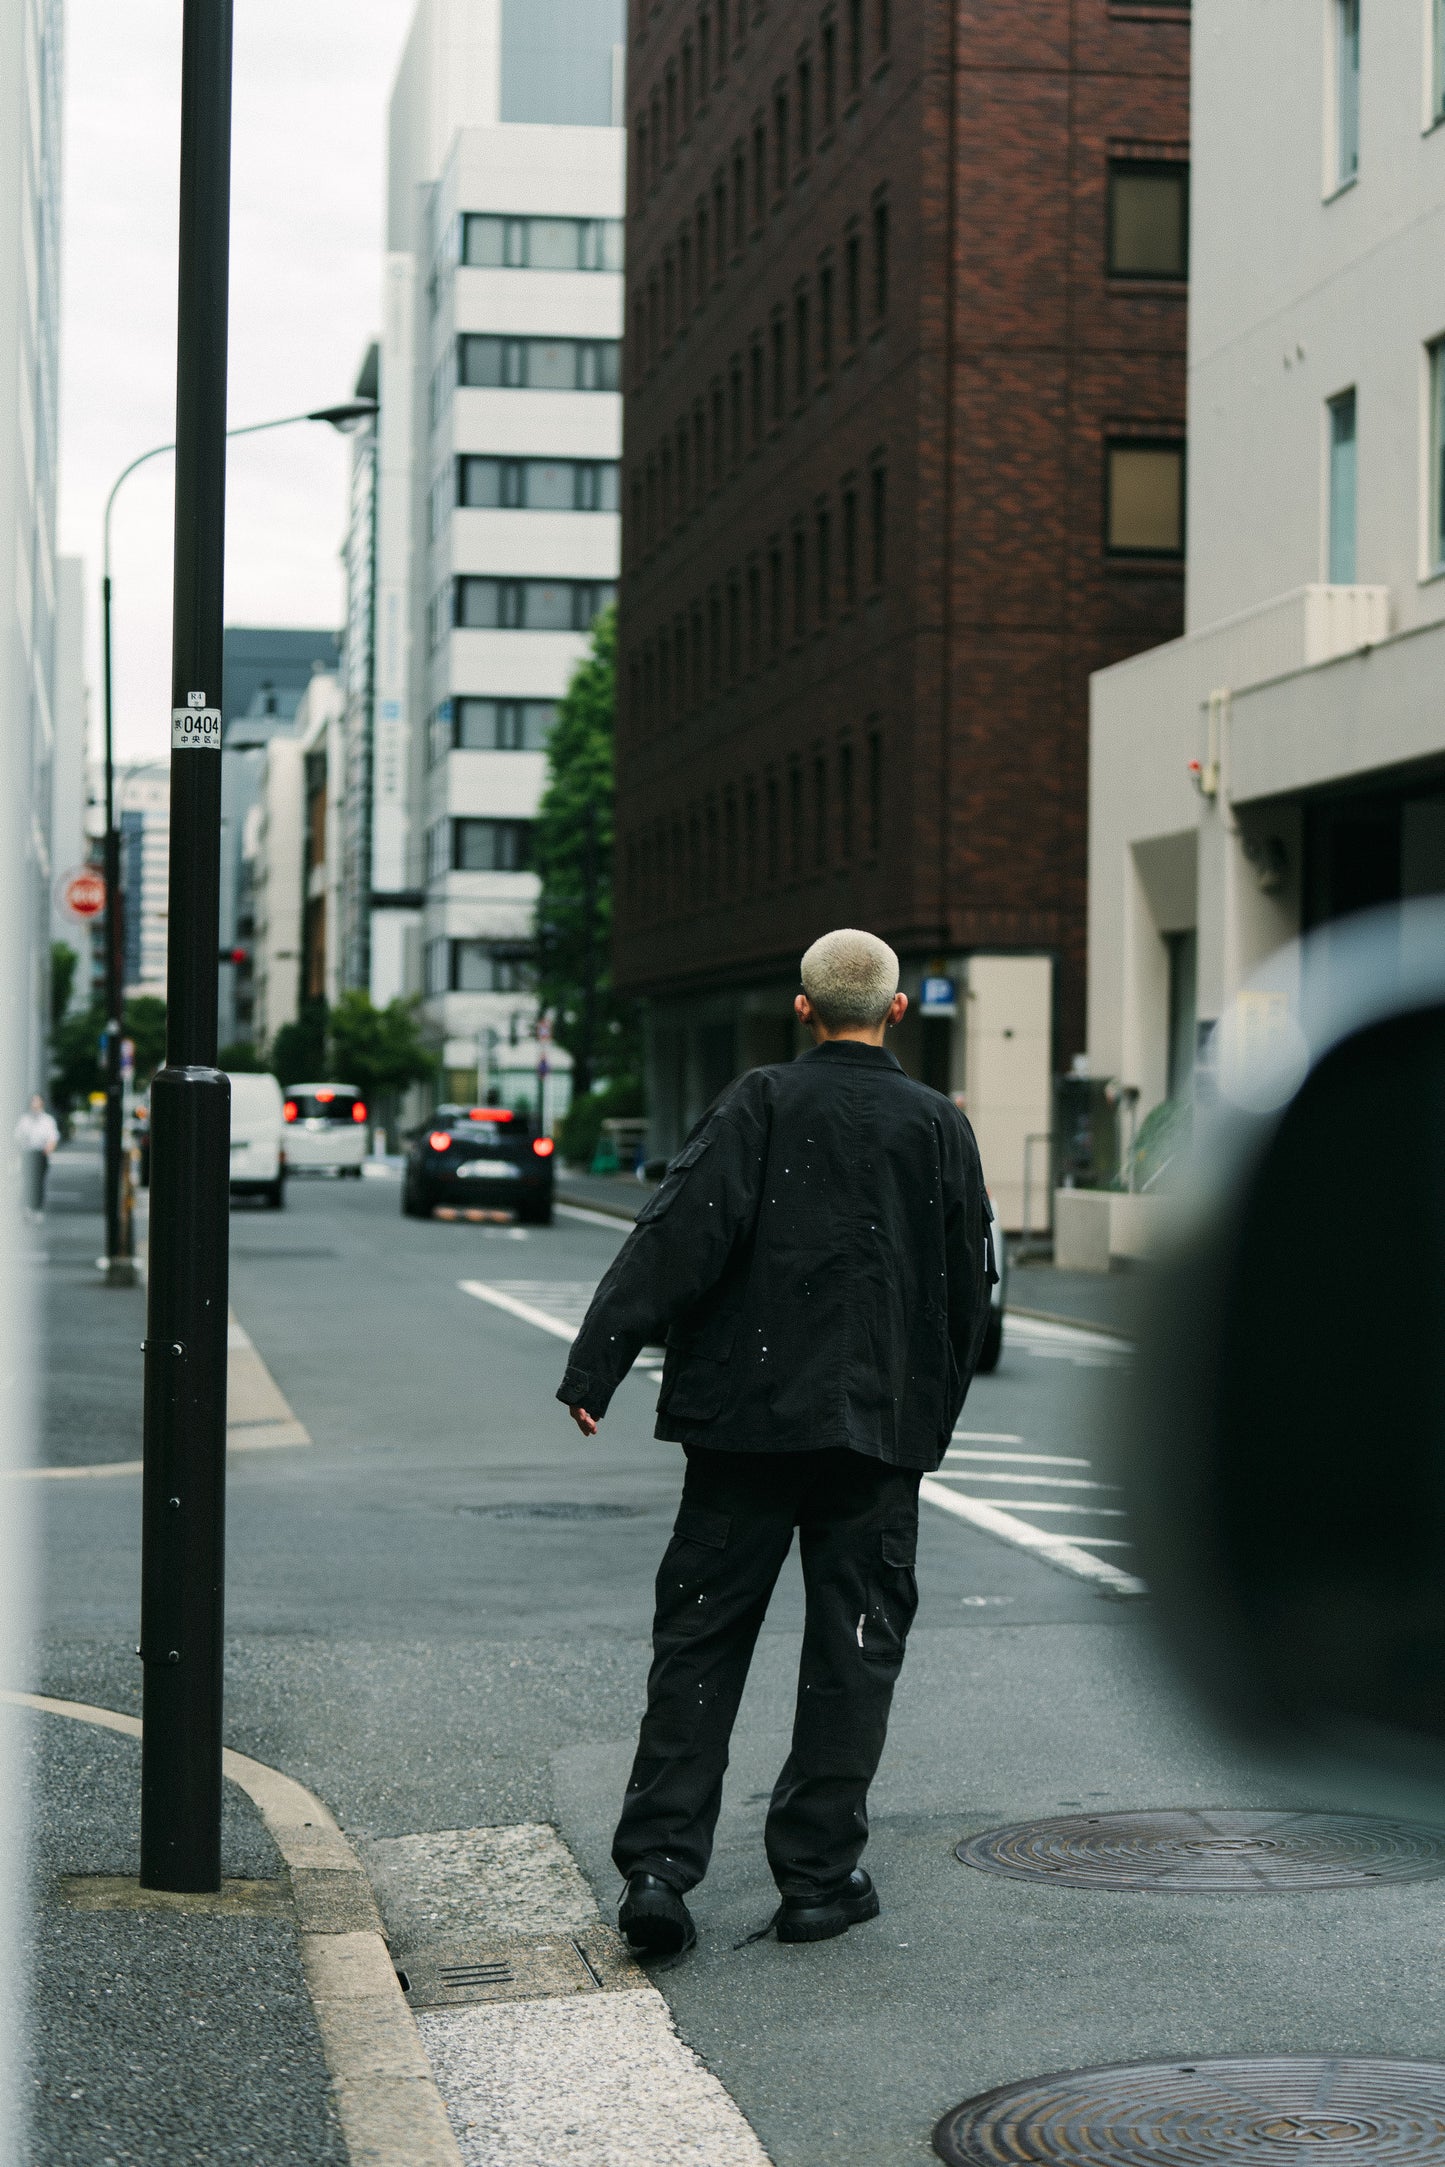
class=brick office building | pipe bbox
[613,0,1189,1217]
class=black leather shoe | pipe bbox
[619,1871,697,1957]
[775,1867,879,1944]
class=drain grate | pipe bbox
[456,1502,646,1521]
[933,2055,1445,2164]
[956,1810,1445,1893]
[397,1929,641,2009]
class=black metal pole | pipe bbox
[140,0,234,1894]
[100,571,130,1282]
[576,802,598,1099]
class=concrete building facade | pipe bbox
[611,0,1190,1221]
[376,0,624,1106]
[1089,0,1445,1121]
[1,0,64,1096]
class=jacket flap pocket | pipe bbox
[675,1505,730,1550]
[636,1131,717,1224]
[881,1524,917,1569]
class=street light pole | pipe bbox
[139,0,235,1893]
[99,399,376,1290]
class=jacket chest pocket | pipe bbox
[654,1506,731,1637]
[660,1311,740,1423]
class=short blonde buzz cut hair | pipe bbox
[799,927,900,1031]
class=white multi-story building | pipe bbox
[375,0,622,1106]
[116,761,171,1002]
[1089,0,1445,1118]
[1,0,63,1094]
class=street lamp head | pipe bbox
[307,398,378,432]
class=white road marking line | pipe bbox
[952,1430,1024,1443]
[934,1468,1119,1492]
[945,1448,1092,1468]
[935,1497,1128,1517]
[556,1200,638,1229]
[1005,1314,1134,1353]
[919,1478,1147,1596]
[459,1280,578,1344]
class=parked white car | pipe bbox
[281,1082,369,1177]
[226,1071,286,1209]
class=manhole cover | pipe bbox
[933,2056,1445,2164]
[955,1811,1445,1893]
[456,1502,646,1521]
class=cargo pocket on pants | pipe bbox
[655,1505,732,1639]
[858,1523,919,1673]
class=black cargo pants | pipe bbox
[612,1444,921,1899]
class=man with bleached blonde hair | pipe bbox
[559,928,994,1958]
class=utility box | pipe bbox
[962,956,1053,1234]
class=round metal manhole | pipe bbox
[456,1502,646,1521]
[934,2056,1445,2165]
[955,1811,1445,1893]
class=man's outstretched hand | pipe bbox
[568,1405,598,1438]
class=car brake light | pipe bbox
[316,1088,335,1103]
[532,1136,555,1158]
[352,1101,368,1124]
[468,1107,512,1122]
[428,1131,451,1152]
[283,1101,298,1122]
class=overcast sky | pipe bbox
[60,0,414,765]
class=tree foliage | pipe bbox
[49,994,169,1111]
[532,607,640,1095]
[51,942,78,1025]
[268,997,328,1088]
[326,991,435,1100]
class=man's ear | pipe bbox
[794,993,812,1024]
[888,991,909,1027]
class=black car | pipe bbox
[402,1106,555,1224]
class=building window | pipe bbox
[1334,0,1360,187]
[1434,0,1445,124]
[700,7,712,89]
[774,87,789,192]
[818,255,835,375]
[733,145,747,248]
[449,940,531,993]
[450,698,557,751]
[727,573,742,679]
[841,484,858,606]
[788,761,804,874]
[747,560,762,667]
[771,315,787,421]
[1105,442,1185,556]
[816,504,832,621]
[838,739,854,859]
[812,755,828,866]
[462,215,623,271]
[682,35,695,128]
[454,576,617,630]
[845,228,861,346]
[872,194,889,318]
[797,53,813,162]
[792,526,807,638]
[846,0,862,93]
[1107,161,1189,280]
[794,288,810,400]
[821,18,838,133]
[1430,341,1445,575]
[866,725,882,855]
[452,818,532,872]
[749,340,764,443]
[869,462,887,584]
[877,0,891,56]
[752,122,767,225]
[730,356,744,463]
[457,456,620,511]
[744,783,758,890]
[765,772,780,881]
[1327,389,1358,583]
[458,335,621,392]
[768,541,784,653]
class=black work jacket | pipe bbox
[556,1040,995,1471]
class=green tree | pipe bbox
[124,996,168,1087]
[326,991,435,1101]
[49,993,168,1112]
[533,606,639,1097]
[217,1040,268,1073]
[51,941,79,1025]
[269,996,328,1087]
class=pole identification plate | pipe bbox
[172,706,221,750]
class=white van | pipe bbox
[226,1071,286,1208]
[280,1082,369,1176]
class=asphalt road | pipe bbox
[36,1154,1445,2164]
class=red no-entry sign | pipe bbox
[60,866,106,923]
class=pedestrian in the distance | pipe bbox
[558,928,995,1957]
[15,1093,60,1222]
